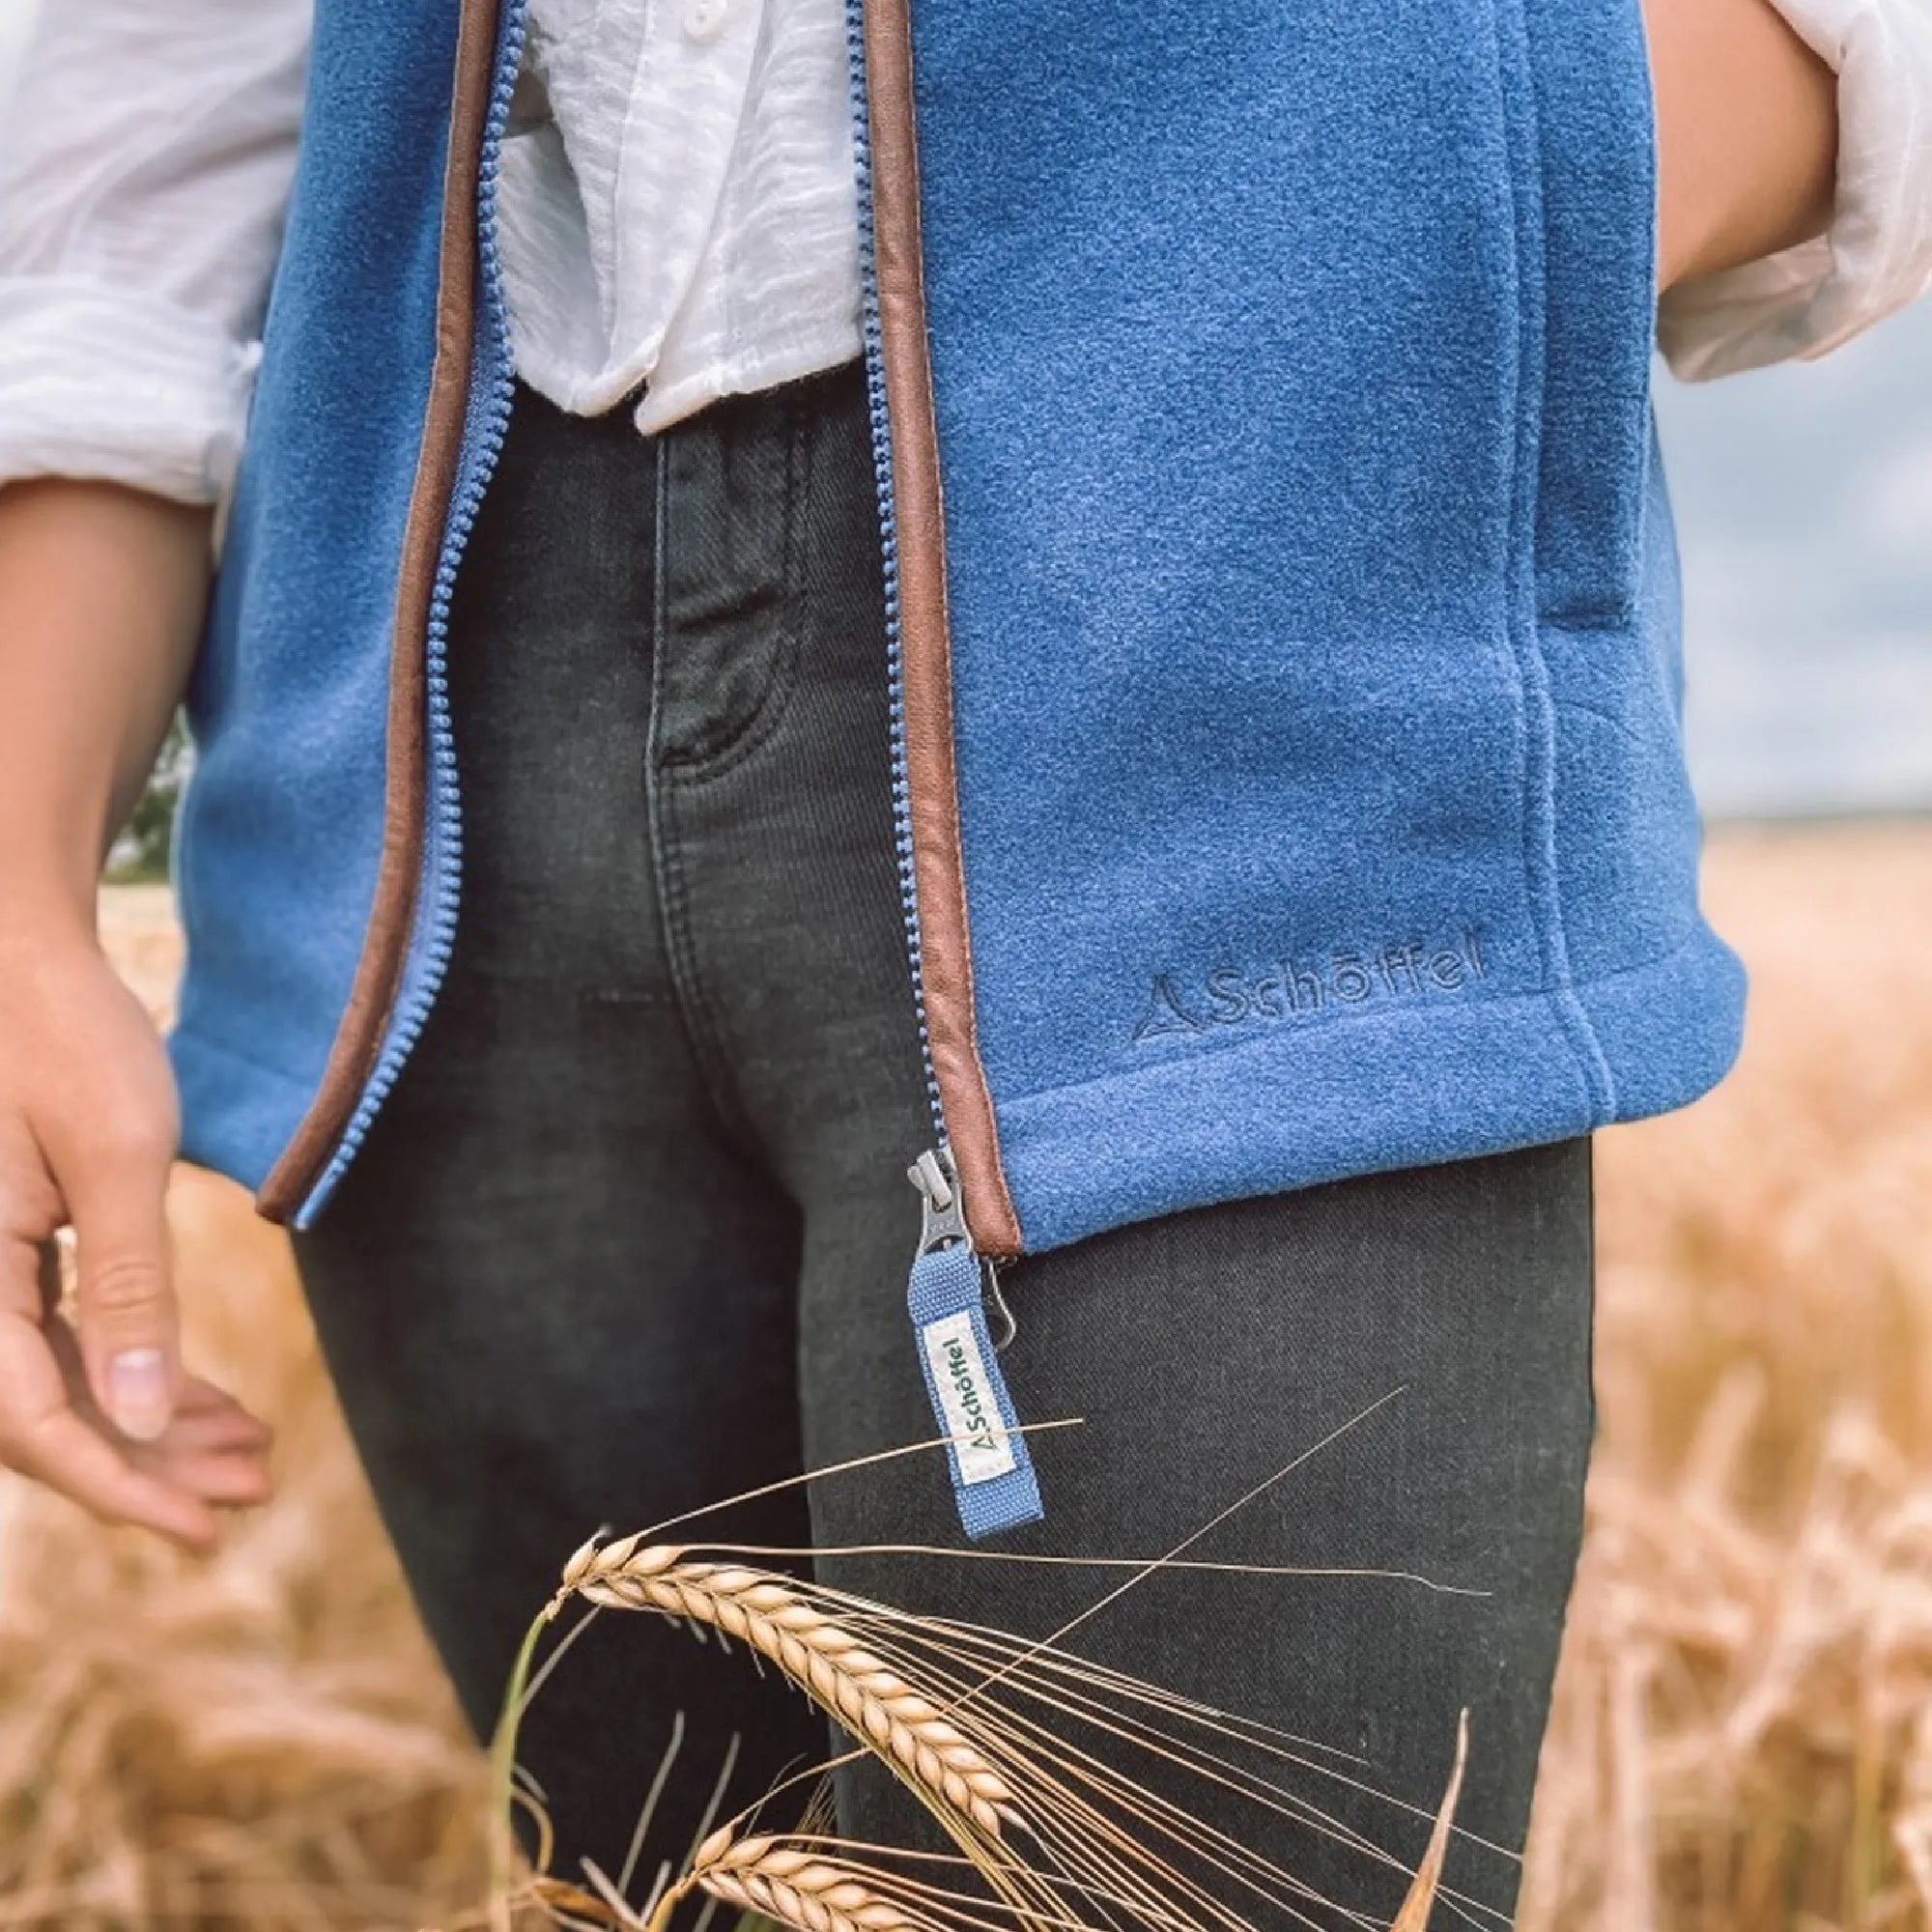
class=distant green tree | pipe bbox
[105,715,192,885]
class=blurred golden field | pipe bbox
[3,823,1930,1929]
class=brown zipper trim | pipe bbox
[862,0,1024,1260]
[255,0,504,1223]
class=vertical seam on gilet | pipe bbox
[1496,0,1618,1122]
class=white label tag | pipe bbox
[920,1311,1017,1485]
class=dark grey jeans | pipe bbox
[292,364,1594,1927]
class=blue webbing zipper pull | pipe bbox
[905,1148,1044,1541]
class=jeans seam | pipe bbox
[644,436,776,1163]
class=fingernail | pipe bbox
[107,1349,171,1442]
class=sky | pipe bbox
[1,0,1927,820]
[1661,303,1932,819]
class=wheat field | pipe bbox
[1,822,1928,1929]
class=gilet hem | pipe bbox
[991,921,1745,1255]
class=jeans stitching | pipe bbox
[656,394,807,786]
[644,435,783,1163]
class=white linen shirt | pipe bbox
[0,0,1928,505]
[497,0,863,432]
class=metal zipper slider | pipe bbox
[909,1147,968,1250]
[909,1150,1019,1351]
[903,1146,1044,1541]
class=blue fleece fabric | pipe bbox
[168,0,461,1186]
[165,0,1747,1259]
[905,0,1744,1251]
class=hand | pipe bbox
[0,923,272,1549]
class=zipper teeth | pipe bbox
[842,0,948,1143]
[301,0,528,1215]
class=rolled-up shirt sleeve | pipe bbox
[0,0,311,503]
[1661,0,1932,380]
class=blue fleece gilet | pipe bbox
[168,0,1745,1251]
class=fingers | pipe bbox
[169,1374,276,1446]
[0,1312,219,1548]
[137,1434,274,1509]
[174,1390,274,1507]
[130,1396,273,1507]
[21,1409,220,1548]
[131,1377,275,1504]
[0,952,269,1548]
[63,1136,182,1443]
[0,1149,202,1537]
[44,1325,274,1520]
[0,1122,62,1327]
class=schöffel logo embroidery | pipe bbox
[1133,929,1488,1043]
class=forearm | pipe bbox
[0,481,211,923]
[0,479,265,1543]
[1646,0,1839,290]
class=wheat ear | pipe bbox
[555,1537,1015,1839]
[676,1833,923,1932]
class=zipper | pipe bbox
[905,1148,1043,1538]
[287,0,528,1225]
[845,0,1025,1264]
[908,1150,1014,1350]
[842,0,946,1149]
[271,0,1020,1321]
[845,0,1040,1532]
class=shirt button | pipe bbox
[683,0,727,41]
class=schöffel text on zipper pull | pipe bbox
[905,1148,1044,1540]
